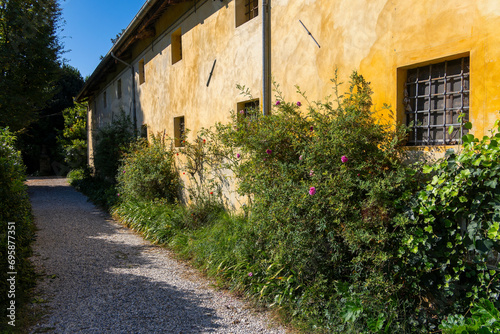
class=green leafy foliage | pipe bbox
[93,111,134,180]
[403,118,500,321]
[0,128,35,329]
[116,135,181,203]
[194,72,423,331]
[0,0,63,131]
[58,101,87,170]
[87,73,425,332]
[17,64,85,175]
[440,299,500,333]
[68,167,118,210]
[75,72,500,333]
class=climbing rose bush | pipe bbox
[206,72,423,331]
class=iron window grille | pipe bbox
[237,99,260,120]
[245,0,258,21]
[174,116,185,147]
[404,57,470,146]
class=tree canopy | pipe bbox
[0,0,63,131]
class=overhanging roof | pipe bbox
[76,0,191,102]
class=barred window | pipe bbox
[174,116,185,148]
[404,57,470,146]
[245,0,258,22]
[236,0,258,27]
[237,99,259,118]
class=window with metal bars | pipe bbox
[174,116,185,147]
[237,99,259,118]
[403,57,470,146]
[245,0,258,21]
[235,0,258,27]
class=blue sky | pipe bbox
[58,0,146,78]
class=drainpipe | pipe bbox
[110,52,138,136]
[262,0,271,116]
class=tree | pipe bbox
[58,101,88,170]
[0,0,63,131]
[18,64,84,174]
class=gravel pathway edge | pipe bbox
[27,177,290,334]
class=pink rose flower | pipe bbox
[341,155,348,163]
[297,101,302,107]
[309,187,316,196]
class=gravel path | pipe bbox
[27,177,289,334]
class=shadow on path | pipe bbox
[28,178,224,333]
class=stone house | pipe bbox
[77,0,500,163]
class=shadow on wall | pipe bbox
[404,145,458,164]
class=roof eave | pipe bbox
[76,0,164,102]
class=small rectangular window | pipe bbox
[139,59,145,85]
[237,99,260,118]
[403,56,469,146]
[103,91,107,108]
[236,0,258,28]
[171,28,182,64]
[117,79,122,99]
[174,116,185,147]
[141,124,148,139]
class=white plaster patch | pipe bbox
[333,0,387,68]
[477,0,500,17]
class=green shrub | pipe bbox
[200,72,423,332]
[440,299,500,334]
[93,111,134,180]
[403,118,500,322]
[74,111,134,209]
[67,167,89,184]
[94,73,500,333]
[116,135,180,203]
[113,199,187,244]
[68,166,118,210]
[0,128,35,329]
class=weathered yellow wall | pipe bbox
[271,0,500,139]
[92,0,500,159]
[86,0,500,205]
[137,0,262,140]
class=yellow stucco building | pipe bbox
[77,0,500,162]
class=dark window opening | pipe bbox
[174,116,185,147]
[237,99,260,118]
[404,57,470,146]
